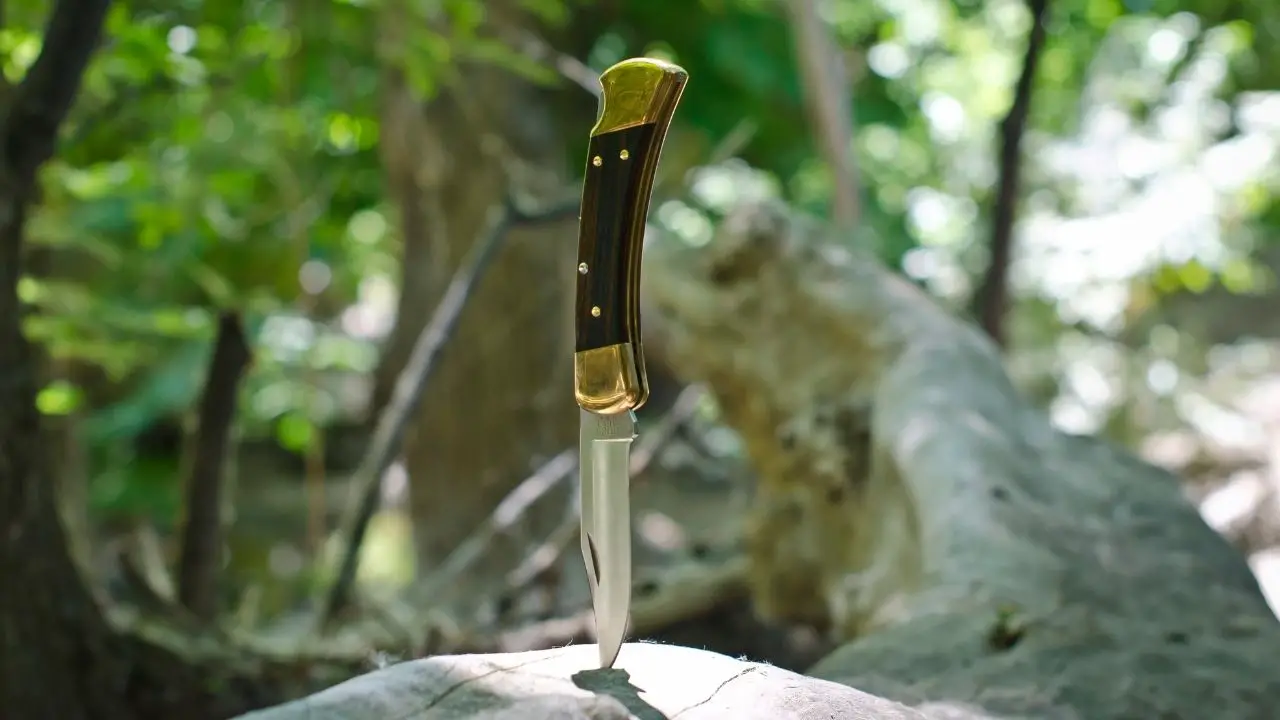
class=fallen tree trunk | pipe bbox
[641,200,1280,718]
[239,200,1280,718]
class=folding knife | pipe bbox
[573,57,687,669]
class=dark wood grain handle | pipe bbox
[574,122,662,352]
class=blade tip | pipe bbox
[598,642,622,669]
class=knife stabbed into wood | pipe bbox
[573,57,688,669]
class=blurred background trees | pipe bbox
[5,0,1280,713]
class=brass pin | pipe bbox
[619,149,630,160]
[591,306,601,317]
[592,156,603,167]
[578,263,589,274]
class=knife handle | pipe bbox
[574,57,688,415]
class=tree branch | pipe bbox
[4,0,112,188]
[176,311,253,621]
[973,0,1050,350]
[318,195,579,625]
[784,0,862,229]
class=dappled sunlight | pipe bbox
[354,510,416,589]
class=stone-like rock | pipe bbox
[238,642,928,720]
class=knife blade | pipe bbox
[573,57,687,669]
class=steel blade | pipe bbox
[578,408,636,668]
[591,434,633,667]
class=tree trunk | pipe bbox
[1,195,346,720]
[373,1,578,595]
[0,3,356,717]
[0,2,125,715]
[0,319,121,717]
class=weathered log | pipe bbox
[640,198,1280,718]
[237,643,932,720]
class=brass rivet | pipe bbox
[591,156,602,167]
[578,263,588,275]
[591,306,601,317]
[619,149,630,160]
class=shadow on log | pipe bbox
[641,199,1280,718]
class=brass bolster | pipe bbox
[574,343,648,414]
[591,58,688,137]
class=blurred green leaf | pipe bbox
[37,381,85,416]
[276,411,316,452]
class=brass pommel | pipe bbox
[591,58,689,137]
[574,343,648,414]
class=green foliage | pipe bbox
[32,0,389,399]
[14,0,426,523]
[14,0,1280,524]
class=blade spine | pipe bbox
[579,410,601,598]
